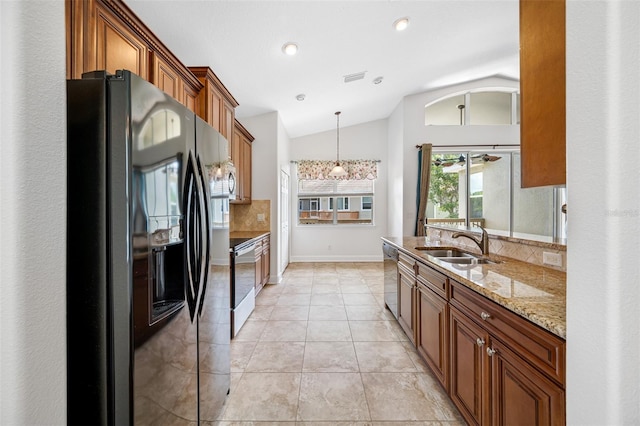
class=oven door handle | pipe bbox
[235,242,256,257]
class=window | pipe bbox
[297,179,374,225]
[425,90,519,126]
[426,151,567,239]
[361,196,372,210]
[330,197,349,211]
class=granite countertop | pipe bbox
[229,231,270,248]
[382,236,566,339]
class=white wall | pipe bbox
[401,77,520,235]
[0,1,67,424]
[240,111,290,282]
[290,119,388,262]
[387,102,404,238]
[566,1,640,423]
[276,113,292,277]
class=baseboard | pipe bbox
[289,255,383,263]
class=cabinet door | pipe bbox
[241,138,252,203]
[261,238,270,286]
[222,100,235,142]
[182,83,199,114]
[489,339,565,426]
[519,0,566,187]
[207,87,223,133]
[417,283,449,391]
[230,129,242,203]
[450,307,490,426]
[150,52,182,102]
[94,1,148,78]
[254,241,263,295]
[397,263,416,345]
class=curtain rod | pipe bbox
[415,144,519,149]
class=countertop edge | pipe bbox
[382,236,566,339]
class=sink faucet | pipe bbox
[452,227,490,255]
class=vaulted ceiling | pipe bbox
[126,0,519,138]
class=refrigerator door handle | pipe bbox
[195,154,211,318]
[184,151,200,321]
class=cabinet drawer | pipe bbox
[416,261,448,299]
[450,280,565,386]
[398,252,416,271]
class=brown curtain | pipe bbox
[415,143,432,236]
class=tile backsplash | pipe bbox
[428,227,567,272]
[230,200,270,232]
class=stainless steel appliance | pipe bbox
[230,239,256,337]
[67,70,230,425]
[383,242,399,319]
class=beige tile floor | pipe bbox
[215,262,466,426]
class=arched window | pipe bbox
[425,89,520,126]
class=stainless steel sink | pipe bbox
[414,246,499,265]
[437,257,497,265]
[414,247,475,258]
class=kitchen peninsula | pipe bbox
[382,236,566,426]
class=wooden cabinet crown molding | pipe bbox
[234,118,255,142]
[98,0,202,90]
[189,66,239,108]
[67,0,202,93]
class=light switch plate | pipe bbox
[257,213,265,222]
[542,251,562,267]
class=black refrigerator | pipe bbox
[67,70,231,425]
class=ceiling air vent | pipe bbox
[344,71,367,83]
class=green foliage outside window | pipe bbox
[429,155,460,218]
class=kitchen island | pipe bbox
[382,236,566,426]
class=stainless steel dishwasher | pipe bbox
[383,242,399,319]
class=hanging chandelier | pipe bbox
[329,111,348,177]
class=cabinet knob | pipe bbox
[476,338,485,347]
[480,311,491,321]
[486,347,498,357]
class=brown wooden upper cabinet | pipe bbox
[189,67,239,142]
[66,0,202,113]
[149,52,202,113]
[232,119,254,204]
[519,0,566,187]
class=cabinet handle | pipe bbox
[480,311,491,321]
[486,347,498,357]
[476,338,485,347]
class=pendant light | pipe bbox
[329,111,348,177]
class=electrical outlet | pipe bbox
[542,251,562,267]
[257,213,265,222]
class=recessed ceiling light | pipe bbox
[373,76,384,85]
[393,17,410,31]
[296,94,306,101]
[282,42,298,55]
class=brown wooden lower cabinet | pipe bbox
[254,238,263,295]
[450,306,490,426]
[416,282,449,391]
[397,262,416,345]
[490,338,565,426]
[261,235,270,288]
[392,247,566,426]
[253,234,270,295]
